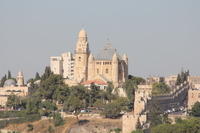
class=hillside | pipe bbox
[2,117,122,133]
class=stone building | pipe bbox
[0,71,29,107]
[50,52,74,79]
[187,76,200,110]
[122,85,152,133]
[50,29,128,87]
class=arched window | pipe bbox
[79,57,81,61]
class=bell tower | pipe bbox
[74,29,90,82]
[16,71,24,86]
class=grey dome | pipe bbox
[95,43,121,60]
[4,79,16,87]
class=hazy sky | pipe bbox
[0,0,200,81]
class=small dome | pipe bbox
[4,79,16,87]
[78,29,87,38]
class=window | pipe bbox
[106,69,109,74]
[79,57,81,61]
[198,93,200,98]
[97,69,99,74]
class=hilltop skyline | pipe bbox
[1,0,200,80]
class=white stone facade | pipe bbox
[50,56,63,75]
[50,29,128,87]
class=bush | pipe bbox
[190,102,200,117]
[53,113,64,127]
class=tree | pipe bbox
[123,76,145,102]
[26,98,41,114]
[151,118,200,133]
[64,96,83,112]
[176,70,190,85]
[8,71,11,79]
[39,74,63,100]
[148,103,163,127]
[102,102,121,118]
[190,102,200,117]
[41,66,52,80]
[102,97,129,118]
[63,95,83,120]
[0,74,7,87]
[53,85,70,104]
[93,99,105,109]
[152,82,170,95]
[6,95,21,110]
[89,83,100,106]
[35,72,41,81]
[40,101,57,116]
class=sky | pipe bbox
[0,0,200,81]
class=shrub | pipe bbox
[53,113,64,126]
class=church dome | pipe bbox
[78,29,87,38]
[4,79,16,87]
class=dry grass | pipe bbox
[4,117,77,133]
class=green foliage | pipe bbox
[39,74,64,100]
[151,118,200,133]
[131,129,144,133]
[93,99,105,109]
[40,101,57,116]
[26,98,41,114]
[110,128,122,133]
[41,66,52,80]
[152,82,170,95]
[190,102,200,117]
[123,75,145,102]
[148,103,163,127]
[0,74,7,87]
[53,112,64,126]
[35,72,41,80]
[102,97,129,118]
[8,70,12,79]
[0,111,27,118]
[6,95,21,109]
[63,95,83,112]
[53,85,70,104]
[176,70,190,85]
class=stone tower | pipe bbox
[112,53,119,87]
[88,53,95,80]
[74,29,90,82]
[123,54,128,82]
[16,71,24,86]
